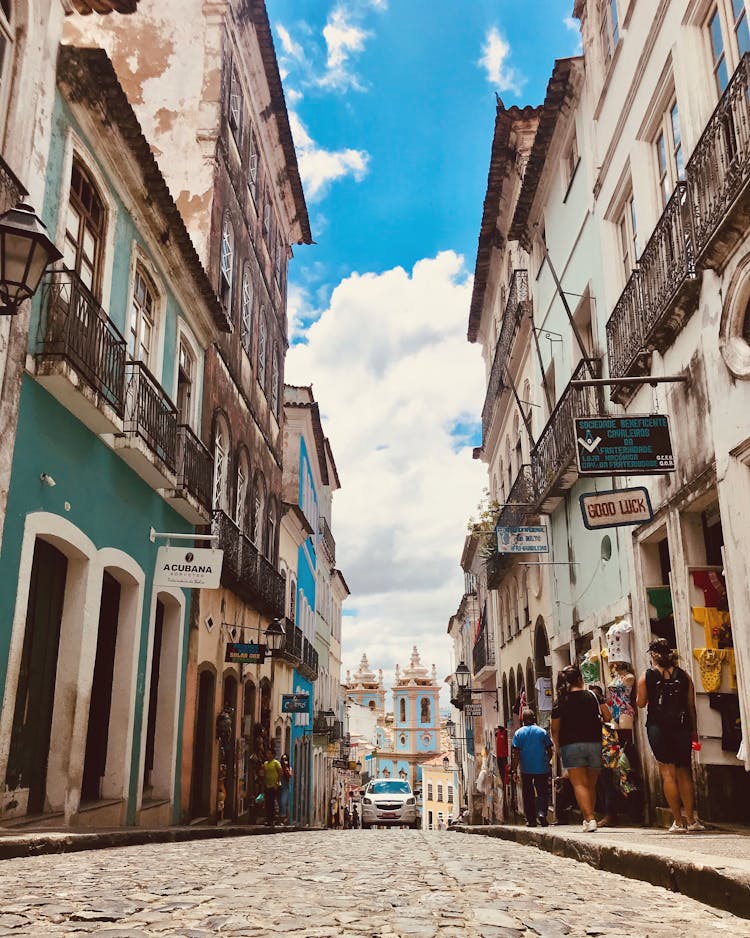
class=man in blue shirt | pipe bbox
[511,708,553,827]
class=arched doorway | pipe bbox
[501,673,509,726]
[260,678,271,740]
[190,668,215,819]
[222,673,238,818]
[525,659,535,713]
[508,670,517,725]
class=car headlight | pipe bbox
[406,797,415,805]
[363,797,372,805]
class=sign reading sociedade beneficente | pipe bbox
[574,415,675,475]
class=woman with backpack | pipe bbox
[636,638,704,833]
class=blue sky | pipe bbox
[268,0,579,695]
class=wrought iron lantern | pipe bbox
[264,617,285,654]
[455,661,471,692]
[0,203,62,315]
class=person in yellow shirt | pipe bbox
[263,747,283,827]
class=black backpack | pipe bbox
[651,667,688,727]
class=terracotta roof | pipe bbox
[509,57,583,251]
[467,103,539,343]
[68,0,139,13]
[246,1,312,246]
[57,46,231,334]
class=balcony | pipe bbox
[115,360,178,489]
[35,273,127,434]
[688,53,750,269]
[299,636,319,681]
[0,155,26,213]
[531,358,601,513]
[486,465,536,589]
[276,617,304,665]
[481,270,530,446]
[213,509,285,618]
[165,425,213,524]
[319,516,336,564]
[472,627,496,678]
[606,183,699,396]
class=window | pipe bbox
[271,347,280,416]
[240,264,253,354]
[253,475,266,548]
[176,338,195,425]
[267,499,277,560]
[655,100,685,207]
[275,236,284,285]
[447,785,454,801]
[213,420,229,511]
[289,574,297,623]
[0,1,13,138]
[617,192,638,280]
[63,161,105,296]
[257,308,267,389]
[235,455,248,530]
[263,199,271,239]
[708,2,750,94]
[562,128,579,193]
[420,698,430,723]
[599,0,619,67]
[427,783,433,800]
[437,784,443,802]
[399,699,406,722]
[229,66,243,141]
[220,216,234,310]
[248,132,259,199]
[129,267,157,366]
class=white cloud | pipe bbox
[289,111,370,202]
[319,7,370,91]
[286,251,486,702]
[564,15,583,54]
[478,26,525,95]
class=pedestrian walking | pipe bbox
[550,664,610,832]
[343,803,351,829]
[278,753,292,824]
[351,803,359,829]
[636,638,705,833]
[262,746,283,827]
[511,708,553,827]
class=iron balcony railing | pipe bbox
[319,515,336,564]
[176,424,213,511]
[0,155,26,213]
[531,358,601,507]
[277,617,304,664]
[299,637,319,681]
[481,270,529,444]
[212,509,285,618]
[606,182,695,380]
[37,272,127,415]
[472,627,496,675]
[498,464,536,530]
[688,52,750,260]
[123,360,178,470]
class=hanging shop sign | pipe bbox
[154,546,223,589]
[579,486,654,530]
[332,759,349,769]
[464,703,483,717]
[574,415,675,475]
[281,693,310,714]
[496,525,549,554]
[225,642,265,664]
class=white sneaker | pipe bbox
[584,818,597,832]
[668,821,688,833]
[687,819,706,832]
[581,819,589,832]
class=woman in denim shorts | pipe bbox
[551,665,610,832]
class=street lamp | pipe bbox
[442,756,449,771]
[0,203,62,315]
[446,718,455,739]
[323,708,336,731]
[264,617,285,654]
[455,661,471,692]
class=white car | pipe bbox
[361,778,418,829]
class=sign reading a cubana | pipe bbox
[574,415,675,475]
[225,642,265,664]
[154,547,223,589]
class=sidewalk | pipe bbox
[0,822,312,860]
[454,822,750,919]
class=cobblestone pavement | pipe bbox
[0,830,747,937]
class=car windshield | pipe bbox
[369,780,411,795]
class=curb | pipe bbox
[0,824,316,861]
[454,824,750,920]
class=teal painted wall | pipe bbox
[0,378,193,823]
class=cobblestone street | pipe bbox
[0,831,746,937]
